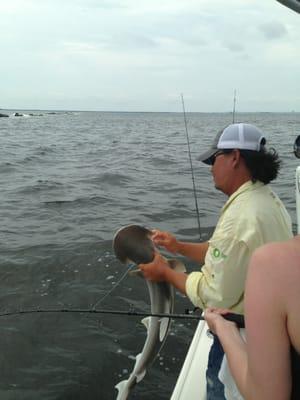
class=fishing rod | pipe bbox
[0,307,245,327]
[181,93,202,241]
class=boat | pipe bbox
[171,319,211,399]
[276,0,300,13]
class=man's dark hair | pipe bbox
[239,148,281,184]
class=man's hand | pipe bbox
[151,229,179,253]
[139,251,170,282]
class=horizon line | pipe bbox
[1,108,299,114]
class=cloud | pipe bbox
[0,0,299,111]
[259,21,288,40]
[224,42,245,53]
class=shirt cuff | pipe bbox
[185,271,205,309]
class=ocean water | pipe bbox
[0,110,299,400]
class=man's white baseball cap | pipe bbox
[197,123,266,165]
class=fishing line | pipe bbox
[181,94,202,241]
[91,262,135,310]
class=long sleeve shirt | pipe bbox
[185,181,292,313]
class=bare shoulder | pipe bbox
[250,235,300,273]
[246,235,300,308]
[244,236,300,398]
[246,235,300,354]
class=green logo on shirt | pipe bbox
[213,248,220,258]
[212,247,226,260]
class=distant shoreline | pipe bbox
[0,109,299,114]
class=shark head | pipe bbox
[113,225,155,265]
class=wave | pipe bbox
[93,172,134,187]
[17,180,65,195]
[43,195,117,207]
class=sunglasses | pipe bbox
[210,150,233,165]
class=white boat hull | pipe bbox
[171,320,212,400]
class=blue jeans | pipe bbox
[206,333,226,400]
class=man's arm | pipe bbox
[152,229,209,264]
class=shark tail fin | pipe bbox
[115,379,129,400]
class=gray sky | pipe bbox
[1,0,299,112]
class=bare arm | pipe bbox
[205,245,292,400]
[240,247,291,399]
[152,229,209,264]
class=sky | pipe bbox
[1,0,299,112]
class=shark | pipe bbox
[113,224,186,400]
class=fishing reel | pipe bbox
[294,135,300,159]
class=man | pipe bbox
[139,123,292,399]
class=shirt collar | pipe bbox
[222,180,264,212]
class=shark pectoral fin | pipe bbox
[159,317,170,341]
[167,259,186,273]
[141,316,150,329]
